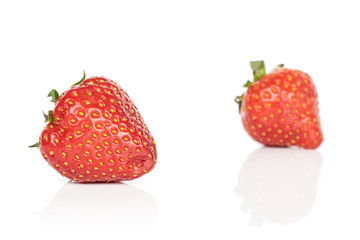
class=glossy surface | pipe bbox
[40,77,157,182]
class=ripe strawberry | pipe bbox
[235,61,323,149]
[31,73,157,182]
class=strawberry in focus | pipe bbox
[235,61,323,149]
[31,73,157,182]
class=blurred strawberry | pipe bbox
[235,61,323,149]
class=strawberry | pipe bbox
[30,73,157,182]
[235,61,323,149]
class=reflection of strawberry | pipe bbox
[42,182,157,235]
[235,61,323,149]
[236,147,323,225]
[31,73,157,182]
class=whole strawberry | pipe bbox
[31,73,157,182]
[235,61,323,149]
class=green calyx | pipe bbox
[28,89,59,148]
[45,71,87,122]
[28,110,57,147]
[29,142,39,148]
[72,71,86,87]
[47,71,86,104]
[30,71,86,148]
[235,60,269,111]
[235,94,244,111]
[235,61,285,111]
[250,60,266,82]
[45,88,59,124]
[43,110,56,123]
[48,89,59,103]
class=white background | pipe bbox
[1,0,359,239]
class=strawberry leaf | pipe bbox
[48,89,59,103]
[29,142,39,148]
[250,60,266,82]
[43,110,57,124]
[272,63,284,71]
[243,80,252,87]
[43,111,49,122]
[235,94,244,111]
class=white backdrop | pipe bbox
[1,0,359,239]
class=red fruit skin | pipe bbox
[39,77,157,182]
[240,68,323,149]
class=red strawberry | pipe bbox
[31,73,157,182]
[235,61,323,149]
